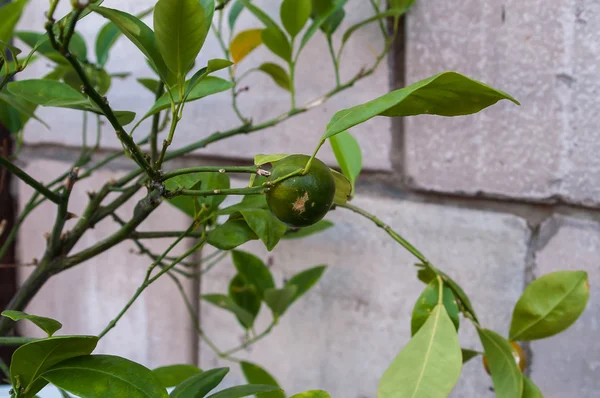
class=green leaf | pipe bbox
[41,354,168,398]
[522,375,543,398]
[1,310,62,337]
[218,195,268,215]
[411,279,459,336]
[207,218,258,250]
[63,65,111,95]
[264,286,297,319]
[330,169,351,205]
[202,294,255,329]
[7,79,88,108]
[10,336,98,397]
[231,250,275,298]
[477,329,523,398]
[229,29,263,63]
[240,209,287,251]
[340,9,404,50]
[95,6,154,66]
[320,5,345,36]
[285,265,326,302]
[461,348,481,364]
[0,40,21,56]
[509,270,589,341]
[184,58,233,101]
[299,0,341,52]
[282,220,333,239]
[114,110,136,126]
[164,171,229,218]
[254,153,289,166]
[238,0,279,30]
[324,71,520,139]
[240,362,284,398]
[290,392,330,398]
[261,27,292,62]
[389,0,416,10]
[377,305,462,398]
[0,91,46,130]
[280,0,312,38]
[91,5,169,82]
[137,78,160,93]
[15,30,87,64]
[169,368,228,398]
[228,0,244,30]
[206,385,282,398]
[257,63,291,91]
[0,99,23,133]
[0,0,28,43]
[154,0,207,79]
[143,76,232,121]
[229,274,261,328]
[152,364,203,389]
[329,131,361,194]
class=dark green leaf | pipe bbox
[257,63,290,91]
[152,364,202,389]
[240,209,287,251]
[290,392,330,398]
[329,131,361,194]
[264,286,297,319]
[228,0,244,31]
[206,385,282,398]
[7,79,88,108]
[438,270,478,323]
[461,348,481,364]
[231,250,275,298]
[240,362,284,398]
[0,0,28,43]
[416,267,436,284]
[62,65,111,95]
[509,270,589,341]
[0,99,24,133]
[229,29,263,63]
[114,111,136,126]
[389,0,416,10]
[285,265,326,303]
[143,76,232,121]
[282,220,334,239]
[522,375,543,398]
[1,310,62,336]
[238,0,279,30]
[207,218,258,250]
[477,329,523,398]
[324,71,520,139]
[411,279,459,336]
[169,368,228,398]
[0,91,46,130]
[299,0,342,52]
[331,169,351,205]
[320,3,345,35]
[10,336,98,397]
[280,0,312,38]
[261,27,292,62]
[137,78,160,93]
[95,6,154,66]
[154,0,207,79]
[41,354,168,398]
[254,153,289,166]
[0,40,21,56]
[377,305,461,398]
[91,6,169,82]
[229,274,261,328]
[202,294,255,329]
[15,30,86,63]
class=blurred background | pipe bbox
[1,0,599,397]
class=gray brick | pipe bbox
[530,216,600,398]
[405,0,600,206]
[199,193,530,397]
[16,0,392,170]
[16,158,196,368]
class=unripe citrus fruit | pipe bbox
[483,341,527,375]
[266,154,335,227]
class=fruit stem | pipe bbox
[304,138,326,174]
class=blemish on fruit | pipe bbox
[292,192,310,214]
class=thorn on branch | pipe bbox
[65,167,80,190]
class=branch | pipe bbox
[150,82,165,164]
[161,165,262,181]
[0,156,61,204]
[0,336,37,346]
[131,231,204,239]
[165,186,265,198]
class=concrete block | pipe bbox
[199,192,530,397]
[16,0,392,170]
[404,0,600,206]
[530,216,600,397]
[16,158,196,368]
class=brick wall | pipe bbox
[9,0,599,397]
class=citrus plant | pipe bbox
[0,0,590,397]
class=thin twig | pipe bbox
[0,156,61,204]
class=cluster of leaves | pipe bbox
[1,311,328,398]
